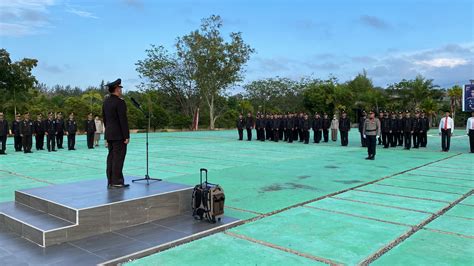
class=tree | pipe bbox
[177,15,254,129]
[0,49,38,116]
[388,75,437,110]
[447,85,462,122]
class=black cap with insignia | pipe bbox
[106,78,122,93]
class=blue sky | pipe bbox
[1,0,473,92]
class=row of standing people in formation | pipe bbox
[0,112,105,155]
[236,110,474,155]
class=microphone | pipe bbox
[131,97,141,109]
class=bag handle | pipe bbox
[200,168,208,184]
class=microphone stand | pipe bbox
[131,99,162,185]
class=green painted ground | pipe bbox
[0,129,472,265]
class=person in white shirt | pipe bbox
[94,116,104,147]
[330,115,339,141]
[438,111,454,152]
[467,111,474,153]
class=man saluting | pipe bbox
[103,78,130,189]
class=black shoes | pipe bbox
[108,184,130,189]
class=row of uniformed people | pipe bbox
[358,110,430,150]
[236,111,351,146]
[0,112,98,155]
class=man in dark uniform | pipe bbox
[258,114,265,142]
[339,111,351,146]
[86,113,96,149]
[302,114,310,144]
[381,111,391,148]
[312,112,322,143]
[322,113,330,142]
[292,113,299,141]
[358,111,367,147]
[0,112,8,155]
[287,113,294,143]
[272,113,280,142]
[34,114,45,150]
[377,111,384,145]
[236,114,244,140]
[66,112,77,150]
[403,110,413,150]
[265,114,272,140]
[296,112,303,142]
[103,78,130,188]
[412,111,421,148]
[20,112,34,153]
[55,112,65,149]
[281,114,287,141]
[389,112,398,147]
[44,112,57,152]
[397,112,404,146]
[12,114,22,152]
[420,111,429,147]
[245,112,254,141]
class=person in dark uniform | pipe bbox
[265,114,272,140]
[34,114,45,150]
[66,112,77,150]
[12,114,22,152]
[412,111,421,148]
[259,114,266,142]
[85,113,96,149]
[312,112,322,143]
[377,111,384,145]
[55,112,65,149]
[322,113,330,142]
[403,110,413,150]
[358,111,367,147]
[255,114,261,141]
[44,112,57,152]
[397,112,404,146]
[389,112,398,147]
[292,113,299,141]
[20,112,34,153]
[236,114,244,140]
[281,114,287,141]
[287,113,294,143]
[0,112,8,155]
[420,111,429,147]
[302,114,310,144]
[245,112,254,141]
[362,110,381,160]
[339,111,351,146]
[272,113,280,142]
[381,111,391,148]
[103,78,130,188]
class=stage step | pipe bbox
[0,177,194,247]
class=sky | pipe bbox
[1,0,473,92]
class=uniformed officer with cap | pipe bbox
[66,112,77,150]
[12,113,22,152]
[56,112,65,149]
[339,111,351,146]
[85,113,96,149]
[44,112,57,152]
[19,112,34,153]
[34,114,45,150]
[103,78,130,188]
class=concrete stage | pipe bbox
[0,176,239,265]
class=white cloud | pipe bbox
[414,58,469,68]
[66,8,98,19]
[0,0,56,36]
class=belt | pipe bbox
[366,129,376,132]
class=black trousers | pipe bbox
[469,130,474,153]
[293,129,299,141]
[106,140,127,185]
[246,128,252,141]
[382,132,390,148]
[47,134,56,151]
[22,135,32,152]
[366,135,377,157]
[287,129,293,143]
[56,132,64,148]
[266,128,271,140]
[323,129,329,142]
[360,132,366,147]
[340,130,348,146]
[303,130,309,144]
[14,135,22,151]
[397,132,403,146]
[259,128,265,141]
[273,130,279,142]
[378,135,382,145]
[390,132,397,147]
[441,129,451,151]
[0,135,6,153]
[314,130,322,143]
[299,129,304,142]
[413,132,420,148]
[404,132,412,149]
[87,133,95,148]
[68,134,76,149]
[420,131,427,147]
[35,134,44,150]
[279,128,284,140]
[237,129,243,140]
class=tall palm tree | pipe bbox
[447,85,462,122]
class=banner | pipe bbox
[464,84,474,112]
